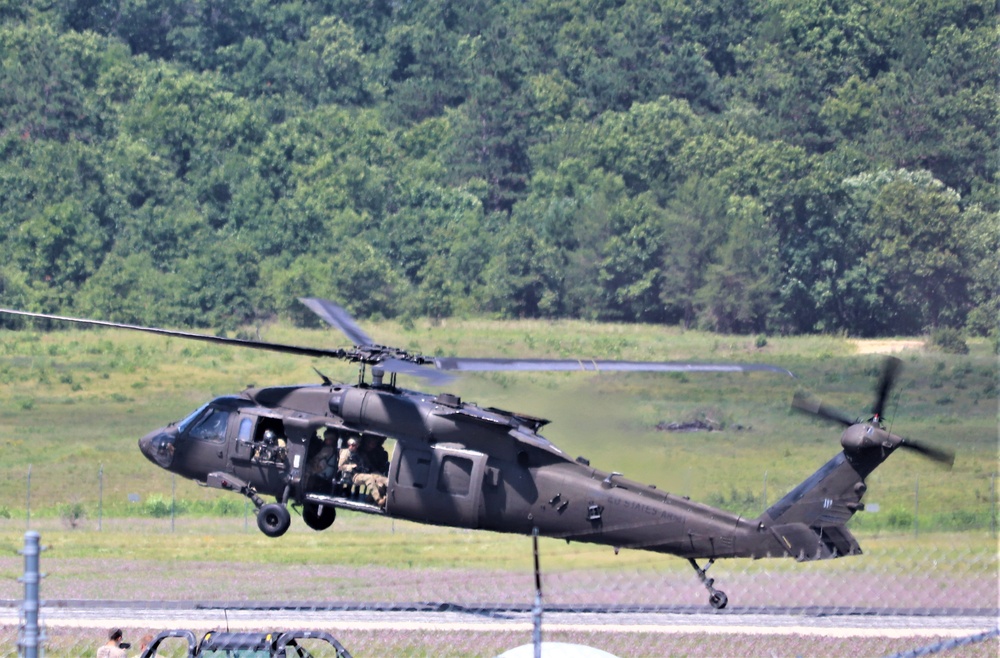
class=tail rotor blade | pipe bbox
[792,391,857,426]
[872,357,902,420]
[899,437,955,468]
[792,357,956,469]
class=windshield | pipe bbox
[188,408,231,442]
[177,402,211,433]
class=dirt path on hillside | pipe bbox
[851,339,924,354]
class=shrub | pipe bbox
[931,509,989,531]
[59,502,86,529]
[142,494,178,517]
[213,497,245,516]
[883,507,914,529]
[930,327,969,354]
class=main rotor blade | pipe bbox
[433,357,794,377]
[379,358,454,385]
[872,356,902,419]
[0,309,347,360]
[298,297,374,346]
[899,437,956,468]
[791,391,857,426]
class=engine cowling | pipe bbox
[329,386,434,438]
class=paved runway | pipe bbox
[3,600,996,639]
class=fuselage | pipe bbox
[139,381,785,558]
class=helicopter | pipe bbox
[0,299,954,609]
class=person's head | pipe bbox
[108,628,123,643]
[263,429,276,442]
[347,437,359,451]
[323,429,336,443]
[139,633,153,649]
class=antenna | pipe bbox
[887,387,902,435]
[224,609,230,633]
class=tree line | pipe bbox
[0,0,995,337]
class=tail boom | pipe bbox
[736,434,897,561]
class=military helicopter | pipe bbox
[0,300,953,609]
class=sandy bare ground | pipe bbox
[852,339,925,354]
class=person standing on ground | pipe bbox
[97,628,127,658]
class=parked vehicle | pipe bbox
[140,629,352,658]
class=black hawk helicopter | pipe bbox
[0,300,953,609]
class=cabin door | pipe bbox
[388,445,486,528]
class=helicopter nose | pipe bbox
[139,428,177,469]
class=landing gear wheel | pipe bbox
[302,502,336,531]
[689,558,731,609]
[257,502,291,537]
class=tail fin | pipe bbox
[752,358,955,561]
[750,446,890,561]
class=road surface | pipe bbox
[2,600,995,639]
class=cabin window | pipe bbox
[188,409,229,443]
[396,451,431,489]
[437,456,473,496]
[237,418,253,442]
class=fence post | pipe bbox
[17,530,45,658]
[25,464,31,530]
[98,464,103,532]
[991,473,997,539]
[913,476,919,537]
[171,474,176,532]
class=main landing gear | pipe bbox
[206,472,293,538]
[689,558,728,609]
[256,502,291,537]
[301,501,337,531]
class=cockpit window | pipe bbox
[188,408,230,442]
[177,402,211,433]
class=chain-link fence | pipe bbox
[2,519,998,658]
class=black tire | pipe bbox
[257,503,291,537]
[709,590,728,610]
[302,502,336,531]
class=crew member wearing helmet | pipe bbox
[255,428,286,462]
[338,436,387,507]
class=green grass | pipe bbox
[1,516,995,575]
[0,319,995,529]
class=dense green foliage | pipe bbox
[0,0,995,336]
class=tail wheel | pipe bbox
[302,502,336,531]
[709,591,728,609]
[257,502,291,537]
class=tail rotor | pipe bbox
[792,357,954,468]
